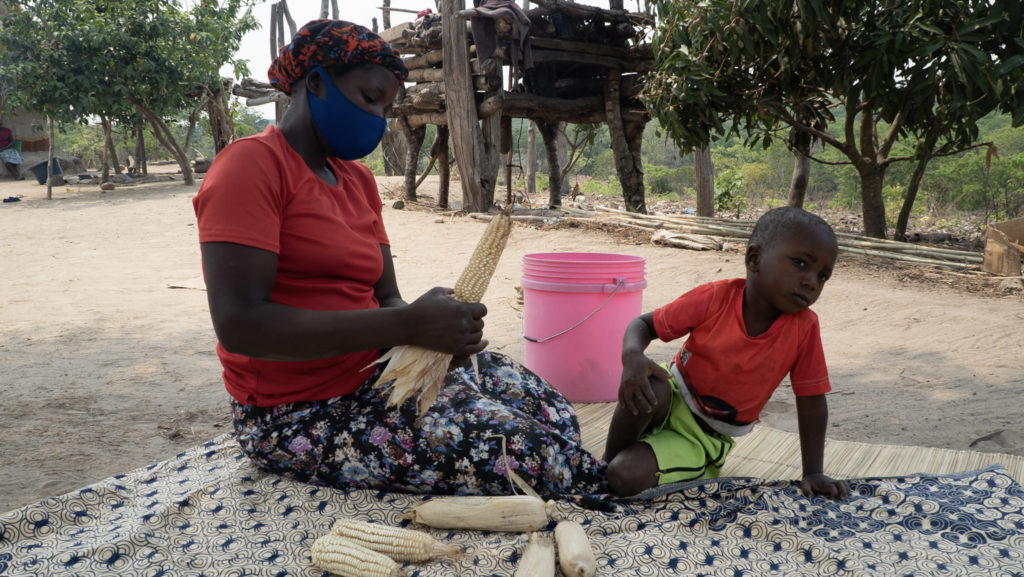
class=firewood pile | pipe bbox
[380,0,652,129]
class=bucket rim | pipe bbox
[523,251,645,264]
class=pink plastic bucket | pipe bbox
[521,252,646,402]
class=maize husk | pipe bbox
[370,208,513,415]
[554,520,597,577]
[514,533,555,577]
[404,495,551,532]
[330,517,460,562]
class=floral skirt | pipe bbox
[231,351,608,498]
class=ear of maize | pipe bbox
[370,208,513,415]
[330,517,460,562]
[514,533,555,577]
[554,520,597,577]
[453,208,513,302]
[404,495,550,532]
[310,534,406,577]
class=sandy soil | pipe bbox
[1,168,1022,514]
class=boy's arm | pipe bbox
[795,394,849,499]
[619,313,666,415]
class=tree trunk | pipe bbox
[623,119,647,212]
[895,127,940,241]
[436,126,451,209]
[537,120,562,208]
[555,121,570,197]
[403,122,426,202]
[442,0,487,212]
[604,69,646,213]
[106,120,122,175]
[858,164,888,238]
[788,152,810,208]
[46,118,54,200]
[135,122,148,176]
[479,102,501,208]
[526,120,537,197]
[382,0,391,30]
[319,0,329,19]
[137,104,195,186]
[694,146,714,217]
[207,87,236,155]
[856,109,888,239]
[381,125,406,176]
[100,116,112,182]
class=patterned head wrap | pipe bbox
[268,19,407,95]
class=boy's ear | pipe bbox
[745,245,761,272]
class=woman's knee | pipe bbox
[606,443,659,497]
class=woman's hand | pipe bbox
[405,286,488,356]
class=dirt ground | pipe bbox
[1,168,1022,514]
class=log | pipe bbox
[531,47,652,72]
[247,92,289,106]
[597,207,983,268]
[379,21,413,44]
[407,82,445,109]
[527,0,646,25]
[406,112,448,128]
[406,60,498,82]
[403,49,444,70]
[500,92,647,124]
[529,36,629,59]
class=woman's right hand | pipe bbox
[405,286,488,356]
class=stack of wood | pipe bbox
[596,207,986,271]
[231,78,288,107]
[381,1,653,128]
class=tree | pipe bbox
[644,0,1024,238]
[0,0,257,186]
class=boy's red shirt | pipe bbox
[652,278,831,425]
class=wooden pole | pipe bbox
[442,0,485,211]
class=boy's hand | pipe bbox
[801,473,849,500]
[619,353,669,416]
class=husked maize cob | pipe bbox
[330,517,460,562]
[514,533,555,577]
[370,208,513,415]
[405,495,551,532]
[453,208,513,302]
[310,534,406,577]
[554,520,597,577]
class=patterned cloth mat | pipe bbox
[2,433,1024,576]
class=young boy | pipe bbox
[604,206,849,499]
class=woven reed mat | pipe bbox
[574,401,1024,482]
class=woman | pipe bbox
[0,120,25,180]
[192,20,606,497]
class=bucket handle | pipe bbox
[523,278,626,343]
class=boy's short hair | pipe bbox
[748,206,837,250]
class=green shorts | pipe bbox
[639,363,736,485]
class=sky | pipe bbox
[232,1,613,118]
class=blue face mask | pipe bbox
[306,65,387,160]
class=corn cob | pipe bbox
[405,495,550,532]
[514,533,555,577]
[310,534,407,577]
[371,208,513,415]
[554,520,597,577]
[329,517,460,562]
